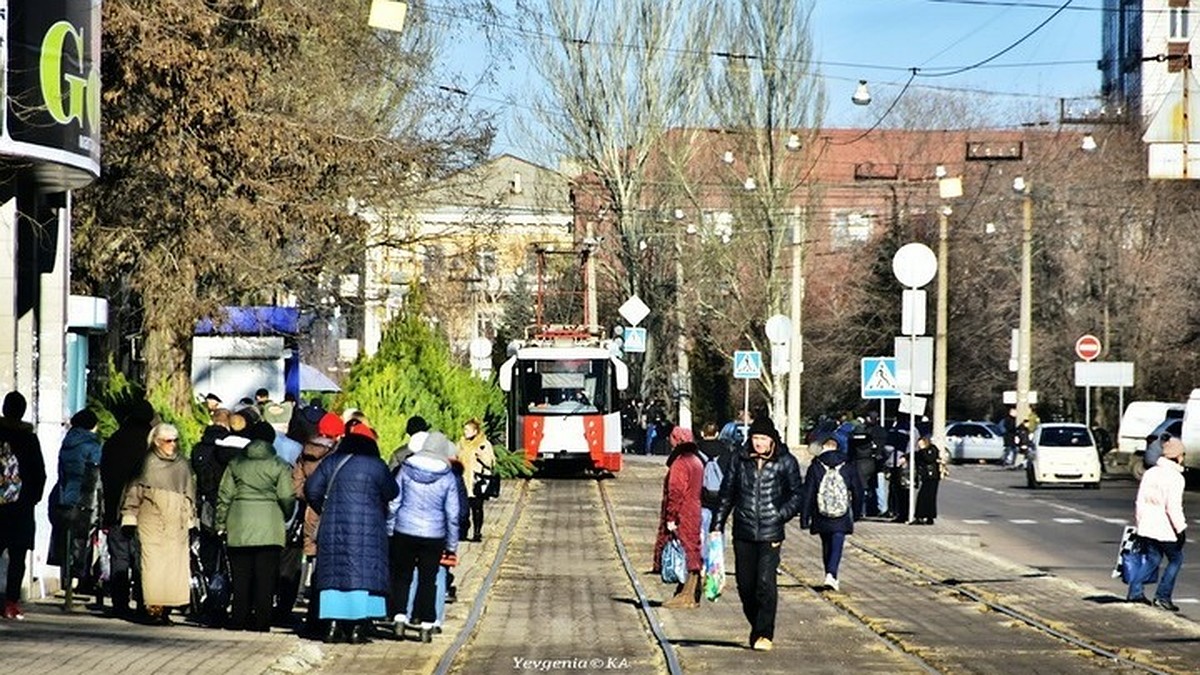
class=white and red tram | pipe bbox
[498,337,629,473]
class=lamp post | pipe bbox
[1014,177,1033,425]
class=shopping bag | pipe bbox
[1112,526,1136,579]
[1114,526,1159,585]
[704,534,726,601]
[660,538,686,585]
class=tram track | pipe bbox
[433,478,531,675]
[773,557,941,674]
[597,478,684,675]
[781,518,1173,674]
[846,538,1172,675]
[436,476,672,675]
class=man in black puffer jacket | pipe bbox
[710,416,803,652]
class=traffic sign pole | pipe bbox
[1074,334,1102,425]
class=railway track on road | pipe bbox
[781,519,1175,674]
[436,477,674,675]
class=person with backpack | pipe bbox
[697,423,730,532]
[710,417,803,651]
[0,392,46,620]
[801,436,864,593]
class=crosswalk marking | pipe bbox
[1176,598,1200,604]
[1053,518,1083,524]
[1010,519,1037,525]
[962,519,990,525]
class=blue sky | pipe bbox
[816,0,1104,126]
[436,1,1105,156]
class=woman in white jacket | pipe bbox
[1127,438,1188,611]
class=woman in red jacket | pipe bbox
[652,427,704,608]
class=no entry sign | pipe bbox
[1075,334,1102,362]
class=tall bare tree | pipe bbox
[72,0,494,411]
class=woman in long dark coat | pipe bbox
[305,432,398,644]
[914,435,943,525]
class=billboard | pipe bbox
[1,0,101,189]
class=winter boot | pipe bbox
[663,571,701,608]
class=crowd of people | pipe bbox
[651,411,945,652]
[0,388,499,644]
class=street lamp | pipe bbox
[852,80,872,106]
[1013,177,1033,426]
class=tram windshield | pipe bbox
[515,358,614,415]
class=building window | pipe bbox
[1170,7,1190,41]
[830,211,876,248]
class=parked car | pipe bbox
[945,421,1006,463]
[1116,401,1184,480]
[1026,423,1102,489]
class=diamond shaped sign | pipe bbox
[618,295,651,326]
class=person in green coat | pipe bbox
[217,421,294,632]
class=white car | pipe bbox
[1026,423,1102,489]
[945,421,1006,463]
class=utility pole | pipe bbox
[933,206,949,450]
[1016,183,1033,425]
[786,206,805,448]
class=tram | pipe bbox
[498,328,628,473]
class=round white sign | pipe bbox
[892,243,938,288]
[765,314,792,344]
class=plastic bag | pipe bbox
[704,534,726,601]
[661,538,686,584]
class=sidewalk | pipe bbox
[0,484,523,675]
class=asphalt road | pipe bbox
[939,463,1200,618]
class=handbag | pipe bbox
[660,537,686,585]
[311,455,352,544]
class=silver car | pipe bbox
[945,421,1006,463]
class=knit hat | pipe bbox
[406,415,430,436]
[346,420,378,441]
[669,426,694,447]
[747,417,780,444]
[1163,437,1185,460]
[248,421,276,444]
[317,412,345,439]
[71,408,98,430]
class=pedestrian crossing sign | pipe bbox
[733,350,763,379]
[623,327,647,353]
[861,357,901,399]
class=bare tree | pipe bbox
[520,0,717,401]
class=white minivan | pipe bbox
[1026,423,1102,489]
[1116,401,1185,479]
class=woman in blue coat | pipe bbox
[800,436,864,593]
[305,431,398,644]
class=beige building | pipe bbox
[358,154,576,358]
